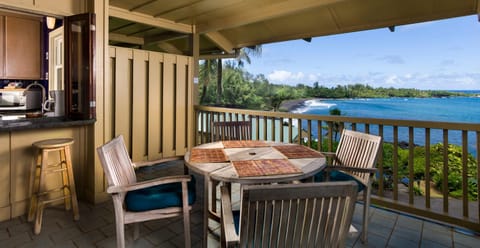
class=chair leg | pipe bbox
[113,202,126,248]
[361,189,371,244]
[181,181,191,248]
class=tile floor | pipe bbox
[1,161,479,247]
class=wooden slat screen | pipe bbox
[108,47,193,162]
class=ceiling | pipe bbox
[109,0,479,57]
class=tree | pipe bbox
[199,59,217,104]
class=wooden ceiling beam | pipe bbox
[199,52,238,60]
[109,5,192,33]
[144,32,188,45]
[196,0,345,33]
[204,32,235,53]
[156,42,183,55]
[109,32,145,45]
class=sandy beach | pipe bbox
[278,98,310,112]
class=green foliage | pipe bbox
[380,142,478,200]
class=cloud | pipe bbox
[267,70,305,85]
[378,55,405,64]
[265,69,480,90]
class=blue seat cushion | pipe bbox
[125,176,196,212]
[314,170,365,192]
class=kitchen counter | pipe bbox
[0,117,95,132]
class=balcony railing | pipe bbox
[194,105,480,232]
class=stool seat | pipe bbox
[28,138,79,234]
[32,138,74,149]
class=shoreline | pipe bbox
[278,98,311,112]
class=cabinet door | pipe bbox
[0,16,4,78]
[5,15,41,79]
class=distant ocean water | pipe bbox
[291,92,480,155]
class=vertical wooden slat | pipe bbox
[162,54,176,157]
[271,117,276,142]
[147,52,163,160]
[297,119,303,145]
[307,120,312,147]
[477,131,480,223]
[131,50,148,161]
[175,55,188,155]
[280,117,284,142]
[461,130,468,217]
[106,47,116,141]
[425,128,431,209]
[408,127,414,204]
[114,48,133,152]
[263,116,268,141]
[378,125,384,196]
[393,126,399,200]
[442,129,449,213]
[317,121,322,152]
[288,118,293,143]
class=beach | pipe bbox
[278,98,309,112]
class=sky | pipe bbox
[242,15,480,90]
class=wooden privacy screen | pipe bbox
[108,47,193,162]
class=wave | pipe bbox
[292,99,337,113]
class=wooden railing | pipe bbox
[194,105,480,232]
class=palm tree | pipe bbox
[218,45,262,104]
[199,46,262,105]
[199,59,217,104]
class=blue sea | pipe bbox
[292,91,480,155]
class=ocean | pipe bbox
[292,93,480,155]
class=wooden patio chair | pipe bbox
[97,135,195,248]
[209,120,252,219]
[315,129,382,244]
[211,120,252,141]
[220,181,358,247]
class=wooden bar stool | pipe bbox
[28,138,80,234]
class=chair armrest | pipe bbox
[326,165,377,174]
[322,152,336,157]
[107,175,191,194]
[322,152,343,164]
[132,156,184,169]
[220,186,240,246]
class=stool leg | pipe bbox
[34,149,49,234]
[64,146,79,221]
[28,152,42,222]
[59,149,71,210]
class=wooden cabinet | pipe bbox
[2,14,41,79]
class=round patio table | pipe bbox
[184,140,326,247]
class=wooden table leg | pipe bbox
[203,175,209,248]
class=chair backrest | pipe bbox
[96,135,137,197]
[334,129,382,185]
[239,181,358,247]
[211,120,252,141]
